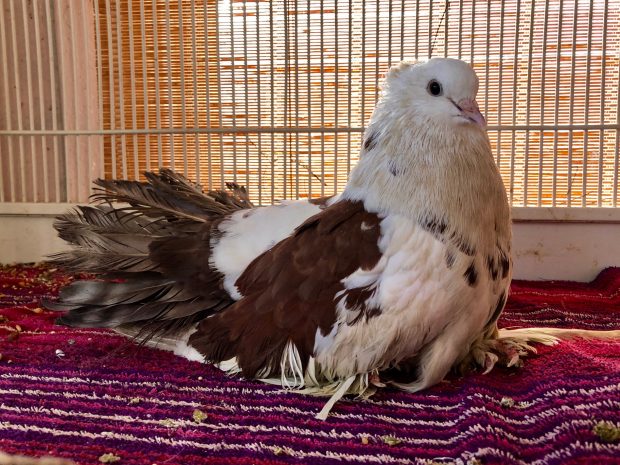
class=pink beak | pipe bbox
[457,98,486,128]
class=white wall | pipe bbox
[512,222,619,281]
[0,204,618,282]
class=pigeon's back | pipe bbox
[44,170,327,335]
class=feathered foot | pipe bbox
[464,327,620,375]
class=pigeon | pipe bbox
[44,58,619,419]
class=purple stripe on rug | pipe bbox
[0,264,619,465]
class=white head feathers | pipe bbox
[343,58,510,256]
[380,58,485,130]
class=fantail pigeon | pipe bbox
[44,58,619,419]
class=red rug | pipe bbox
[0,263,619,465]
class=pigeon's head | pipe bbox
[381,58,486,130]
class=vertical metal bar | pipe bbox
[255,0,262,202]
[95,0,104,181]
[105,0,117,179]
[566,0,578,206]
[203,0,212,189]
[22,3,39,202]
[484,1,490,117]
[152,0,163,168]
[361,0,366,128]
[444,0,449,57]
[427,0,432,57]
[45,0,61,200]
[496,0,505,166]
[80,2,93,195]
[0,3,11,201]
[9,0,26,201]
[614,42,620,206]
[190,0,200,183]
[509,0,521,205]
[415,0,419,59]
[399,0,405,60]
[469,0,475,63]
[457,0,463,59]
[523,0,535,206]
[582,0,594,207]
[306,0,312,199]
[127,0,139,180]
[283,0,288,199]
[22,0,37,201]
[598,0,609,206]
[537,0,550,206]
[242,0,249,192]
[229,0,237,184]
[69,1,81,198]
[374,0,379,105]
[177,0,188,177]
[214,0,224,189]
[552,0,564,206]
[139,0,151,172]
[269,0,275,201]
[164,0,175,169]
[320,0,326,196]
[115,0,127,179]
[347,0,353,175]
[33,0,48,201]
[293,0,300,198]
[334,0,339,195]
[388,0,393,65]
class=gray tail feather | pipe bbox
[48,169,251,274]
[44,169,244,335]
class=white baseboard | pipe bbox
[0,204,618,281]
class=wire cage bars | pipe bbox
[0,0,619,207]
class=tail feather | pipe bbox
[44,169,247,336]
[91,169,253,225]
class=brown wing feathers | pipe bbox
[189,200,382,378]
[45,169,247,335]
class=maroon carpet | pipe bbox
[0,263,619,465]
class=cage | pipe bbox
[1,2,620,464]
[0,0,619,273]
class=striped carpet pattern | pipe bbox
[0,263,619,465]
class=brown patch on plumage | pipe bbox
[189,200,383,378]
[419,213,474,257]
[341,284,381,325]
[500,252,510,279]
[486,291,507,327]
[363,131,378,151]
[464,262,478,287]
[445,248,456,269]
[486,255,499,280]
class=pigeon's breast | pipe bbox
[313,213,498,377]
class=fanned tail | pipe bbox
[43,169,249,337]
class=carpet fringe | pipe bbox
[0,453,75,465]
[499,327,620,341]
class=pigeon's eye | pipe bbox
[427,80,443,96]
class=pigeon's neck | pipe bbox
[342,119,511,255]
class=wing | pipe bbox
[188,199,383,378]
